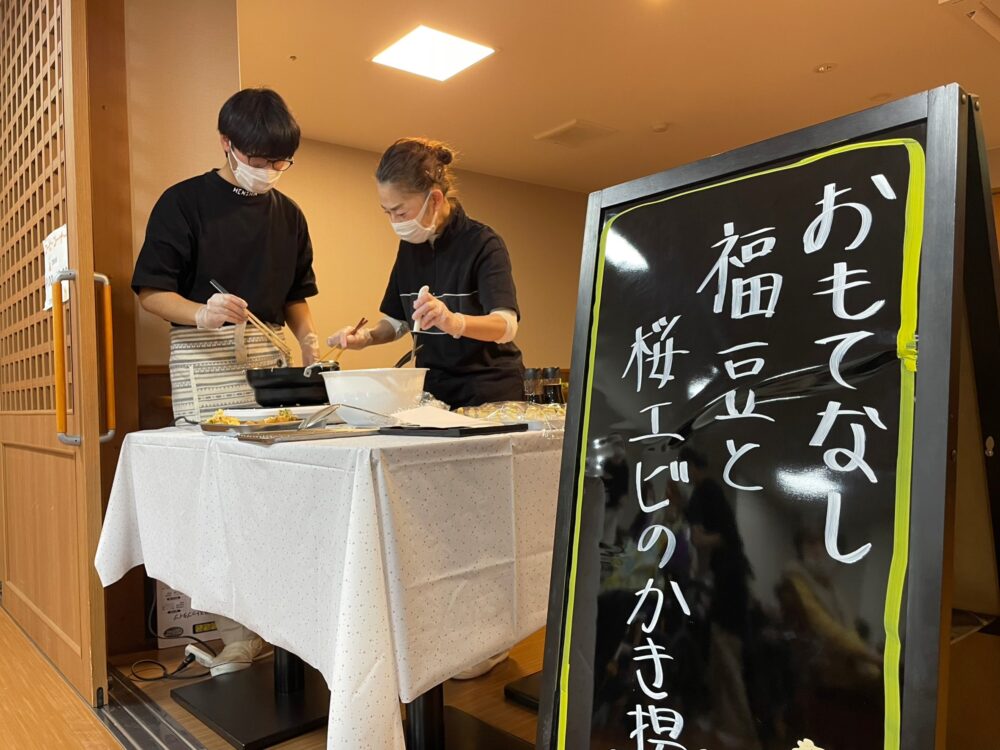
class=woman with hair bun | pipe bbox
[329,137,525,409]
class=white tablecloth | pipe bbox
[94,427,561,749]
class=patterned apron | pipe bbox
[168,323,287,422]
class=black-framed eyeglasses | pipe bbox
[246,155,295,172]
[229,141,295,172]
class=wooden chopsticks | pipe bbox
[319,316,368,363]
[209,279,292,359]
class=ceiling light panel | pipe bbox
[372,25,494,81]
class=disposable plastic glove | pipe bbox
[327,325,374,350]
[298,332,320,365]
[412,287,465,339]
[195,293,248,329]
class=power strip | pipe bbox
[184,643,215,669]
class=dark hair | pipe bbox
[218,88,300,159]
[375,137,456,195]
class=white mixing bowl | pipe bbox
[320,368,428,422]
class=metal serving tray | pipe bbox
[236,427,379,444]
[200,420,304,435]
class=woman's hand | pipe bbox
[196,293,248,329]
[327,325,374,350]
[412,288,465,338]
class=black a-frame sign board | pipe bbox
[538,84,1000,750]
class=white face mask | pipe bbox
[227,148,282,194]
[390,192,437,244]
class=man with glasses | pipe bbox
[131,87,319,674]
[133,87,320,421]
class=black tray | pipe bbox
[503,671,542,711]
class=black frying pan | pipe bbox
[252,385,328,407]
[246,361,339,389]
[245,362,339,407]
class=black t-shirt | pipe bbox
[379,202,524,408]
[131,170,318,325]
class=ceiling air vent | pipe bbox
[533,119,617,147]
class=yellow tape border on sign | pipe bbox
[557,138,926,750]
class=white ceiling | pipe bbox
[238,0,1000,193]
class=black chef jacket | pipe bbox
[379,202,524,408]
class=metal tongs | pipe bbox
[297,404,416,431]
[297,404,338,430]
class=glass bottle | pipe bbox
[541,367,564,405]
[523,368,540,403]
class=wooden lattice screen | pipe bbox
[0,0,71,413]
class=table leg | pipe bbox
[405,684,445,750]
[274,647,304,693]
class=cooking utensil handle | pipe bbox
[95,273,116,443]
[411,286,429,367]
[51,270,81,446]
[393,343,423,368]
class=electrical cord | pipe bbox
[128,596,220,683]
[131,591,276,682]
[129,652,207,682]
